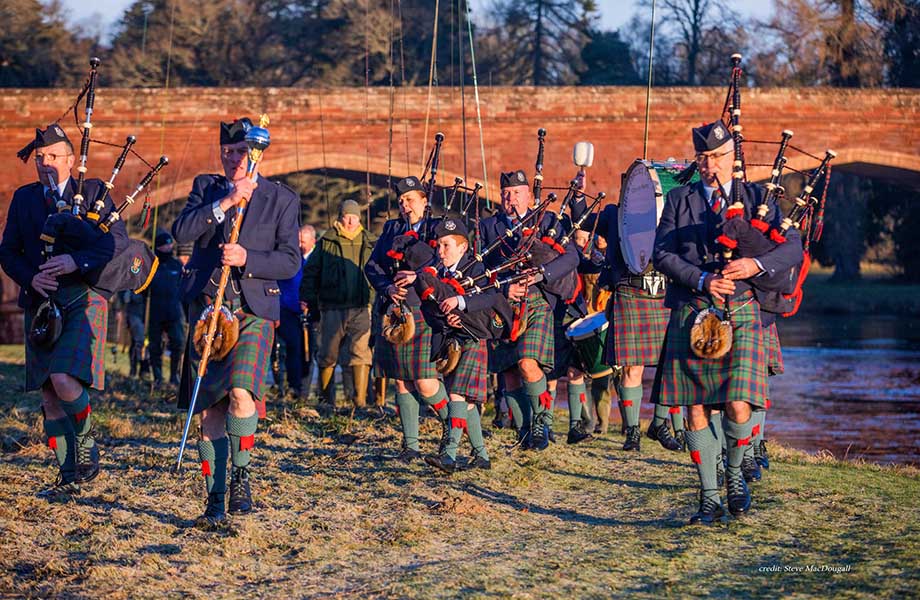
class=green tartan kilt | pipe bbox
[374,304,439,381]
[24,284,108,391]
[656,291,768,408]
[445,339,488,404]
[489,291,554,375]
[178,297,274,418]
[765,322,784,376]
[605,285,669,368]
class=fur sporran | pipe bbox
[690,308,732,359]
[435,337,462,375]
[382,302,415,345]
[193,304,240,361]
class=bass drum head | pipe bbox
[565,311,609,341]
[618,160,664,275]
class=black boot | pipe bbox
[169,355,181,386]
[228,466,253,514]
[516,423,531,450]
[530,414,550,451]
[152,361,163,385]
[465,455,492,470]
[646,420,682,451]
[76,433,100,484]
[566,421,593,445]
[195,492,227,529]
[437,419,451,456]
[397,445,422,463]
[742,454,762,483]
[425,453,457,474]
[674,430,686,452]
[622,425,641,452]
[726,468,752,516]
[37,473,80,499]
[689,492,724,526]
[755,439,770,470]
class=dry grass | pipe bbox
[0,344,918,599]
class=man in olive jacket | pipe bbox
[301,200,377,409]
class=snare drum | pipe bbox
[565,311,612,378]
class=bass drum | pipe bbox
[618,159,697,274]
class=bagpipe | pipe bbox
[27,58,168,350]
[691,54,835,360]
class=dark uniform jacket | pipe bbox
[653,180,802,312]
[0,178,128,309]
[171,174,301,321]
[148,253,184,323]
[364,217,439,310]
[477,210,579,311]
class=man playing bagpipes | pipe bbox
[652,120,802,524]
[364,176,447,462]
[173,118,301,528]
[413,218,505,473]
[582,196,685,454]
[0,125,128,496]
[479,170,580,451]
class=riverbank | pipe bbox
[0,346,917,598]
[797,267,920,316]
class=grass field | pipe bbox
[0,344,918,599]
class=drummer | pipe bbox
[580,168,684,454]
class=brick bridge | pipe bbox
[0,86,918,338]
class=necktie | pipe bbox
[710,188,723,214]
[45,187,57,212]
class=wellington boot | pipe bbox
[374,376,388,407]
[352,365,370,409]
[319,366,336,407]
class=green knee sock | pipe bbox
[710,412,727,453]
[752,410,766,446]
[507,387,530,430]
[621,385,642,428]
[445,401,467,460]
[395,391,421,451]
[670,406,685,433]
[466,404,488,460]
[505,389,524,430]
[589,376,609,422]
[652,402,669,427]
[226,412,258,468]
[419,382,450,421]
[723,416,755,477]
[44,417,77,483]
[197,437,229,494]
[568,381,587,428]
[524,376,552,426]
[62,388,93,447]
[685,426,721,503]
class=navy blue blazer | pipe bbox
[653,181,802,310]
[364,217,440,309]
[0,177,128,309]
[171,174,301,321]
[478,210,579,311]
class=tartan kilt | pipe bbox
[374,304,439,381]
[656,291,768,408]
[178,297,274,418]
[765,322,784,376]
[445,339,488,404]
[490,291,554,374]
[24,284,107,391]
[605,285,669,368]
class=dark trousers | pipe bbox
[278,308,310,393]
[148,318,185,374]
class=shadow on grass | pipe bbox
[547,468,685,492]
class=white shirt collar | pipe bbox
[702,179,732,201]
[43,177,69,197]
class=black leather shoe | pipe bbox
[76,438,100,484]
[566,421,593,445]
[646,421,682,452]
[689,492,724,525]
[742,455,762,483]
[622,426,641,451]
[37,474,80,499]
[465,455,492,470]
[726,468,752,516]
[425,453,457,474]
[516,424,531,450]
[530,417,550,451]
[195,492,228,529]
[755,440,770,470]
[228,466,253,514]
[716,452,726,488]
[397,447,422,463]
